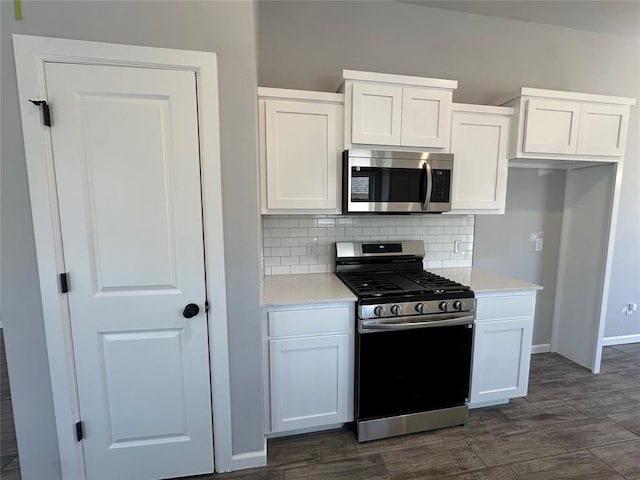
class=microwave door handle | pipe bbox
[422,162,432,211]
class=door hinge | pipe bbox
[59,272,69,294]
[75,421,84,442]
[28,99,51,127]
[205,301,209,313]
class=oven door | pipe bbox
[343,151,452,213]
[356,316,473,423]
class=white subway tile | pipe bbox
[298,218,317,227]
[460,226,474,235]
[404,217,421,226]
[380,226,397,235]
[317,218,336,226]
[370,217,389,226]
[271,247,291,257]
[299,256,318,265]
[412,226,430,235]
[317,246,330,256]
[354,217,371,226]
[264,257,281,266]
[279,218,299,228]
[281,238,300,247]
[435,252,450,260]
[387,217,406,226]
[263,248,272,257]
[362,227,380,235]
[264,266,272,275]
[308,264,328,273]
[420,217,438,226]
[263,218,280,228]
[264,238,281,248]
[317,255,332,264]
[428,243,444,252]
[429,226,444,235]
[396,226,413,235]
[290,247,306,256]
[290,265,310,274]
[271,266,291,275]
[270,228,291,238]
[309,227,327,237]
[467,216,476,226]
[451,217,468,226]
[337,217,354,226]
[436,217,453,226]
[354,236,371,242]
[426,260,443,268]
[437,235,452,243]
[444,226,459,234]
[450,252,466,259]
[422,235,437,244]
[346,227,362,236]
[290,228,309,237]
[327,227,345,236]
[280,256,300,266]
[442,260,458,268]
[458,259,473,267]
[442,243,454,252]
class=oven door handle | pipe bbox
[422,161,432,211]
[359,314,474,333]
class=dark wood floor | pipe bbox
[3,345,639,479]
[208,344,640,480]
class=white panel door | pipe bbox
[265,100,340,210]
[351,83,402,145]
[470,317,533,404]
[523,98,580,154]
[45,62,213,479]
[576,103,629,156]
[270,334,349,432]
[450,112,509,211]
[401,87,451,148]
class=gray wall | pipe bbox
[257,0,640,340]
[474,169,565,346]
[1,1,263,476]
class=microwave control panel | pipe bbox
[431,169,451,203]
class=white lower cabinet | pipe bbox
[263,304,354,435]
[470,291,537,407]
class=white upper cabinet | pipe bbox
[449,104,513,214]
[342,70,456,150]
[499,88,635,164]
[259,88,344,214]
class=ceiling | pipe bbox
[403,1,640,39]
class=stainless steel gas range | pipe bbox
[335,240,475,442]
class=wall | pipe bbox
[474,169,565,347]
[257,0,640,340]
[0,1,263,476]
[262,214,473,274]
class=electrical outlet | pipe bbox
[535,237,543,252]
[306,239,318,258]
[624,302,638,316]
[454,240,461,253]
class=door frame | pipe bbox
[13,34,233,477]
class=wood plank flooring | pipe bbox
[208,345,640,480]
[3,345,639,479]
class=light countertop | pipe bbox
[261,273,357,307]
[430,268,543,293]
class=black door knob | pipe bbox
[183,303,200,319]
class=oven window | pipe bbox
[356,324,472,420]
[351,167,425,203]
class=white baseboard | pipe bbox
[531,343,551,354]
[230,439,267,471]
[602,334,640,346]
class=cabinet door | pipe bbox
[401,88,451,148]
[450,112,509,211]
[576,103,629,156]
[269,334,350,432]
[351,83,402,145]
[470,317,533,404]
[265,100,340,210]
[523,99,580,154]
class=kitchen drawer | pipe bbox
[475,293,536,322]
[268,306,351,337]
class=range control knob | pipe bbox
[390,304,401,315]
[439,301,449,312]
[453,300,464,311]
[373,306,384,317]
[415,303,426,314]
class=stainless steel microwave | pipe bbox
[342,150,454,213]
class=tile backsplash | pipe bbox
[262,215,474,275]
